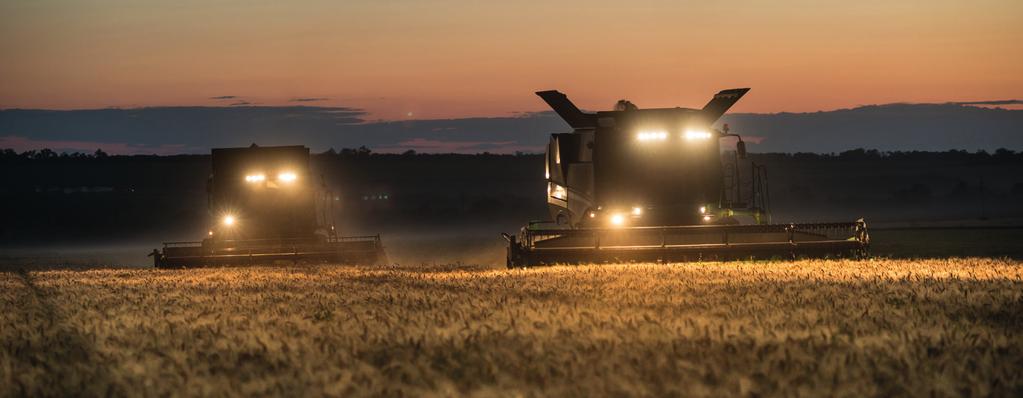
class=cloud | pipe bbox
[0,106,369,152]
[2,102,1021,155]
[720,102,1023,152]
[375,138,544,154]
[229,101,253,106]
[954,99,1023,106]
[722,135,767,144]
[209,95,237,100]
[290,97,328,102]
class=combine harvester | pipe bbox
[504,89,868,267]
[151,145,385,267]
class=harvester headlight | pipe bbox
[610,213,625,226]
[222,215,236,226]
[702,215,712,222]
[589,211,596,218]
[549,183,567,200]
[699,206,707,214]
[245,174,266,183]
[632,206,642,216]
[684,129,713,141]
[278,172,297,183]
[637,130,668,141]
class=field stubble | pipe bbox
[2,258,1021,397]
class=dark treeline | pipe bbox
[4,147,1023,162]
[2,147,1023,245]
[0,148,546,244]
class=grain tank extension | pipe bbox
[151,145,385,267]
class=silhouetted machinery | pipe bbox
[504,89,868,267]
[151,145,385,267]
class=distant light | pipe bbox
[278,172,297,182]
[699,206,707,214]
[245,174,266,183]
[610,213,625,226]
[208,230,213,236]
[589,212,596,218]
[223,215,235,226]
[632,206,642,216]
[684,130,713,141]
[637,130,668,141]
[702,215,712,222]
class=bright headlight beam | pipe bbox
[610,213,625,226]
[684,130,713,141]
[637,130,668,141]
[222,215,235,226]
[278,172,297,182]
[245,174,266,183]
[632,206,642,216]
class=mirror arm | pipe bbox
[716,126,747,159]
[722,133,748,159]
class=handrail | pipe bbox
[164,234,380,248]
[519,221,867,250]
[162,241,203,247]
[525,222,860,235]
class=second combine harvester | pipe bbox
[504,88,869,267]
[151,145,385,267]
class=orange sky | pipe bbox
[1,0,1021,119]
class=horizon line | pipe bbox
[1,99,1020,122]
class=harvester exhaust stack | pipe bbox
[506,89,868,267]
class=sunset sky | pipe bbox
[1,0,1021,120]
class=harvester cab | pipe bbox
[504,89,869,267]
[151,145,385,267]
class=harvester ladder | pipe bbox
[750,163,771,223]
[722,154,741,207]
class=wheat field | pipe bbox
[2,258,1021,397]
